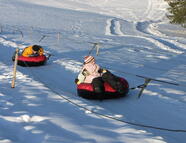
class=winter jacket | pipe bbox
[22,46,44,57]
[80,62,101,83]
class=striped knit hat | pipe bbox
[84,56,95,64]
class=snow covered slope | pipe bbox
[0,0,186,143]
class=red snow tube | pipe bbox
[17,55,47,66]
[77,77,129,100]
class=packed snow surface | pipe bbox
[0,0,186,143]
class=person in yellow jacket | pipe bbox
[22,45,44,57]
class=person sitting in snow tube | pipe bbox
[22,45,44,57]
[75,56,129,100]
[12,45,47,67]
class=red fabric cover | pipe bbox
[18,55,47,62]
[78,83,94,92]
[77,78,128,92]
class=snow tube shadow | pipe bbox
[13,55,47,67]
[77,77,129,100]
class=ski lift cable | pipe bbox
[40,82,186,133]
[23,70,186,132]
[18,61,186,133]
[48,88,186,133]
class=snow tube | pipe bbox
[16,55,47,66]
[77,77,129,100]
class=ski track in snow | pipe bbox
[140,36,184,54]
[143,0,167,21]
[135,21,186,51]
[104,18,184,55]
[105,18,124,36]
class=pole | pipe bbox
[137,78,151,98]
[57,32,61,47]
[0,25,2,33]
[39,35,47,42]
[96,43,100,56]
[88,42,99,55]
[11,48,19,88]
[57,32,61,42]
[30,26,33,40]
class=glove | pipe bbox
[98,68,107,73]
[75,78,78,84]
[82,69,90,76]
[75,78,81,85]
